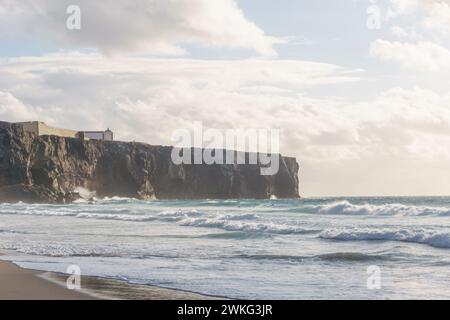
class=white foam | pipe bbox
[180,217,317,235]
[75,213,156,222]
[73,187,96,200]
[320,228,450,249]
[157,210,203,218]
[1,243,123,257]
[311,201,450,216]
[0,205,211,223]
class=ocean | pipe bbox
[1,197,450,299]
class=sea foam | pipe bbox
[180,217,318,235]
[311,201,450,216]
[320,228,450,249]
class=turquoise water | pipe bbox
[1,197,450,299]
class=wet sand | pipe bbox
[0,260,95,300]
[0,259,221,300]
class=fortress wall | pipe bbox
[5,121,107,140]
[19,122,40,135]
[0,121,12,130]
[37,122,78,138]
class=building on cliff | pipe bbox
[79,129,114,141]
[0,125,300,202]
[0,121,114,141]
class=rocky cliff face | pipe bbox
[0,125,300,203]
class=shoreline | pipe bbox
[0,252,223,300]
[0,260,95,300]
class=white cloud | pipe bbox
[0,91,38,121]
[386,0,450,36]
[2,54,450,196]
[370,39,450,71]
[372,1,450,72]
[0,0,280,56]
[391,26,409,38]
[422,2,450,35]
[387,0,420,18]
[0,53,362,147]
[1,54,449,146]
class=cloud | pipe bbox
[0,91,38,121]
[1,53,450,159]
[387,0,450,35]
[370,39,450,71]
[0,53,362,147]
[0,0,280,56]
[2,53,450,195]
[387,0,420,18]
[387,0,450,17]
[422,1,450,35]
[371,1,450,72]
[391,26,410,38]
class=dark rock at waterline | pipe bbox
[0,125,299,203]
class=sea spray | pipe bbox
[73,187,96,200]
[320,228,450,249]
[310,200,450,216]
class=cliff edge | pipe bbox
[0,125,300,203]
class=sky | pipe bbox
[1,0,450,197]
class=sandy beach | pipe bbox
[0,260,95,300]
[0,258,219,300]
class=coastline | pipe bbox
[0,251,222,300]
[0,260,95,300]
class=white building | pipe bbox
[81,128,114,141]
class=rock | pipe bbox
[0,125,300,203]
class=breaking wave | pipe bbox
[0,205,308,235]
[310,201,450,216]
[180,217,319,235]
[75,213,157,222]
[0,243,126,258]
[320,228,450,249]
[200,232,271,240]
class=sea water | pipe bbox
[1,197,450,299]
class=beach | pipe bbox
[0,260,94,300]
[0,254,218,300]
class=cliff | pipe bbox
[0,125,300,203]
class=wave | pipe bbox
[0,244,125,258]
[0,202,317,235]
[97,196,140,202]
[75,213,157,222]
[75,196,141,205]
[219,213,259,221]
[0,206,204,223]
[0,207,158,222]
[200,232,271,240]
[235,252,391,263]
[310,201,450,216]
[180,217,319,235]
[320,228,450,249]
[0,229,31,235]
[156,210,204,221]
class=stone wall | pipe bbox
[37,122,78,138]
[14,121,78,138]
[0,121,12,130]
